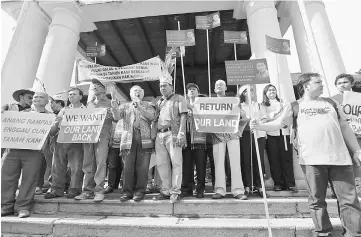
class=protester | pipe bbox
[1,91,55,218]
[261,84,296,192]
[75,79,113,202]
[45,88,85,199]
[104,119,124,194]
[153,74,187,203]
[181,83,207,198]
[211,80,247,200]
[111,85,155,202]
[50,97,66,115]
[251,73,361,236]
[238,85,269,198]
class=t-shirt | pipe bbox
[263,99,290,136]
[280,98,352,166]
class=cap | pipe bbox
[186,83,199,91]
[91,78,106,88]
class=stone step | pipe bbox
[1,214,343,237]
[32,193,346,218]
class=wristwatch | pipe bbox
[178,132,185,136]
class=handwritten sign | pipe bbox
[77,57,162,83]
[192,97,240,133]
[195,12,220,29]
[166,30,196,47]
[224,31,248,44]
[1,112,55,150]
[343,91,361,137]
[57,108,107,143]
[265,35,291,55]
[225,58,270,86]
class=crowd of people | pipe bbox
[1,72,361,236]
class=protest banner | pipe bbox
[195,12,220,29]
[224,31,248,44]
[265,35,291,55]
[1,112,55,150]
[343,91,361,136]
[57,108,107,143]
[86,44,106,57]
[225,58,270,86]
[165,46,185,58]
[192,97,240,133]
[166,29,196,47]
[77,56,162,83]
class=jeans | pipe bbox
[82,128,111,194]
[301,165,361,237]
[1,149,43,212]
[107,147,123,189]
[155,131,182,195]
[266,134,295,188]
[37,145,53,188]
[122,129,151,197]
[213,139,244,196]
[182,147,206,194]
[50,143,84,195]
[240,131,266,189]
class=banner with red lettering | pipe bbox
[57,108,107,143]
[343,91,361,137]
[192,97,240,133]
[1,112,55,150]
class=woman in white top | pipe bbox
[261,84,296,192]
[238,85,269,198]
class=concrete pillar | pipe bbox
[35,7,82,96]
[1,1,50,105]
[290,1,345,96]
[244,1,296,103]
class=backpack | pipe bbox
[290,97,340,154]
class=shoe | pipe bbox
[257,188,270,198]
[170,194,180,203]
[104,186,114,194]
[153,193,170,201]
[35,187,43,195]
[133,195,145,202]
[145,185,152,194]
[287,186,298,193]
[44,191,63,199]
[93,193,105,202]
[66,192,81,199]
[18,210,30,218]
[234,194,248,200]
[180,191,193,198]
[244,191,250,197]
[196,193,205,198]
[1,209,14,217]
[74,192,95,200]
[120,194,132,202]
[274,185,282,191]
[212,193,224,199]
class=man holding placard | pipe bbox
[1,92,55,218]
[45,87,85,200]
[75,79,113,202]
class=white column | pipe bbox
[244,1,295,103]
[35,7,82,96]
[1,2,50,105]
[290,1,345,96]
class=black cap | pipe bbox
[91,78,106,88]
[186,83,199,91]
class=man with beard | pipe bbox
[75,79,113,202]
[111,85,155,201]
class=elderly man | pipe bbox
[251,73,361,236]
[45,87,85,199]
[153,75,187,203]
[75,79,113,202]
[111,85,155,201]
[1,92,54,218]
[212,80,247,200]
[181,83,207,198]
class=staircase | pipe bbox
[1,190,347,237]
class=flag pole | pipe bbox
[247,88,273,237]
[178,21,187,97]
[206,29,211,97]
[234,43,239,92]
[174,56,177,91]
[95,42,97,64]
[297,0,331,97]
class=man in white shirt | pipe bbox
[251,73,361,236]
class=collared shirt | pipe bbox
[157,93,188,129]
[280,98,352,166]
